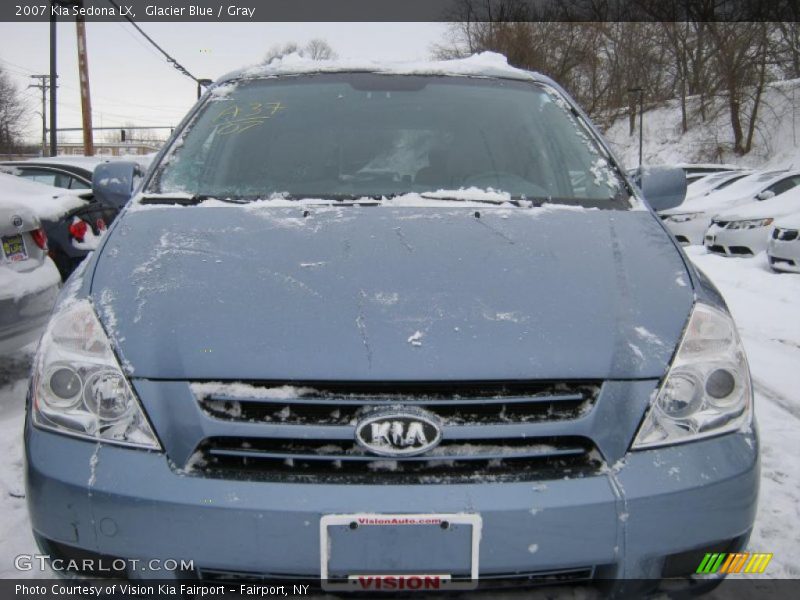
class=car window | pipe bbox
[715,174,747,190]
[766,177,800,197]
[154,74,630,208]
[68,176,91,190]
[19,169,58,187]
[17,168,76,189]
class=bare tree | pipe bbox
[0,66,28,153]
[305,38,337,61]
[263,39,337,64]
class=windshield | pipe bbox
[152,74,630,208]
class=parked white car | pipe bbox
[661,169,800,245]
[704,186,800,256]
[767,211,800,272]
[0,197,61,354]
[683,170,751,203]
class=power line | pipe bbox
[105,0,198,83]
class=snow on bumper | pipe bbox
[0,258,60,353]
[25,421,759,580]
[662,215,710,246]
[768,235,800,273]
[704,223,773,256]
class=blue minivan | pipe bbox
[25,54,758,594]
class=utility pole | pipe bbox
[75,13,94,155]
[28,75,51,156]
[628,87,644,168]
[49,1,57,156]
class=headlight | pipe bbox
[31,299,160,450]
[632,303,752,449]
[665,213,701,223]
[728,218,774,230]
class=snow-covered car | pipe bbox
[25,54,757,592]
[704,186,800,256]
[678,163,744,183]
[0,198,60,354]
[682,170,751,204]
[0,172,117,280]
[661,169,800,244]
[767,211,800,272]
[0,159,94,190]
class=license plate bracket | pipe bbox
[320,513,481,592]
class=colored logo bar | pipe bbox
[696,552,773,574]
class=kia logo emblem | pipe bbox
[355,410,442,457]
[11,215,23,229]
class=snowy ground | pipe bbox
[0,248,797,584]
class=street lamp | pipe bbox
[628,87,644,168]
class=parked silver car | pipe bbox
[0,198,60,354]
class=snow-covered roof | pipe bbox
[716,185,800,221]
[217,52,543,85]
[0,172,88,221]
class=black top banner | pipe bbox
[2,0,799,23]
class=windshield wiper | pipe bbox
[138,194,248,206]
[419,193,541,207]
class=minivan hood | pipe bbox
[91,205,693,381]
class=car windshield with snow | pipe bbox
[25,55,758,594]
[150,73,629,208]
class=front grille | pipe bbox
[707,244,726,254]
[774,227,799,241]
[713,220,730,228]
[189,381,601,483]
[196,381,597,426]
[729,246,753,256]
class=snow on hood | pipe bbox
[92,206,692,381]
[224,52,539,83]
[774,209,800,229]
[0,172,88,221]
[715,186,800,220]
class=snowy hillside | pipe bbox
[605,78,800,171]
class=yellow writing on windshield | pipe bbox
[213,102,285,135]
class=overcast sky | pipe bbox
[0,22,448,144]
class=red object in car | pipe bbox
[30,228,48,251]
[69,219,89,242]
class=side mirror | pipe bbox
[756,190,775,201]
[92,161,144,209]
[632,166,687,212]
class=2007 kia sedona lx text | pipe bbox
[25,54,758,596]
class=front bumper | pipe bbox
[26,419,759,583]
[767,237,800,273]
[704,224,771,256]
[661,216,710,246]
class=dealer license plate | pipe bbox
[320,513,481,592]
[1,234,27,262]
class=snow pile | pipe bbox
[605,78,800,170]
[237,51,537,82]
[0,173,87,222]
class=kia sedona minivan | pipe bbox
[25,54,758,595]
